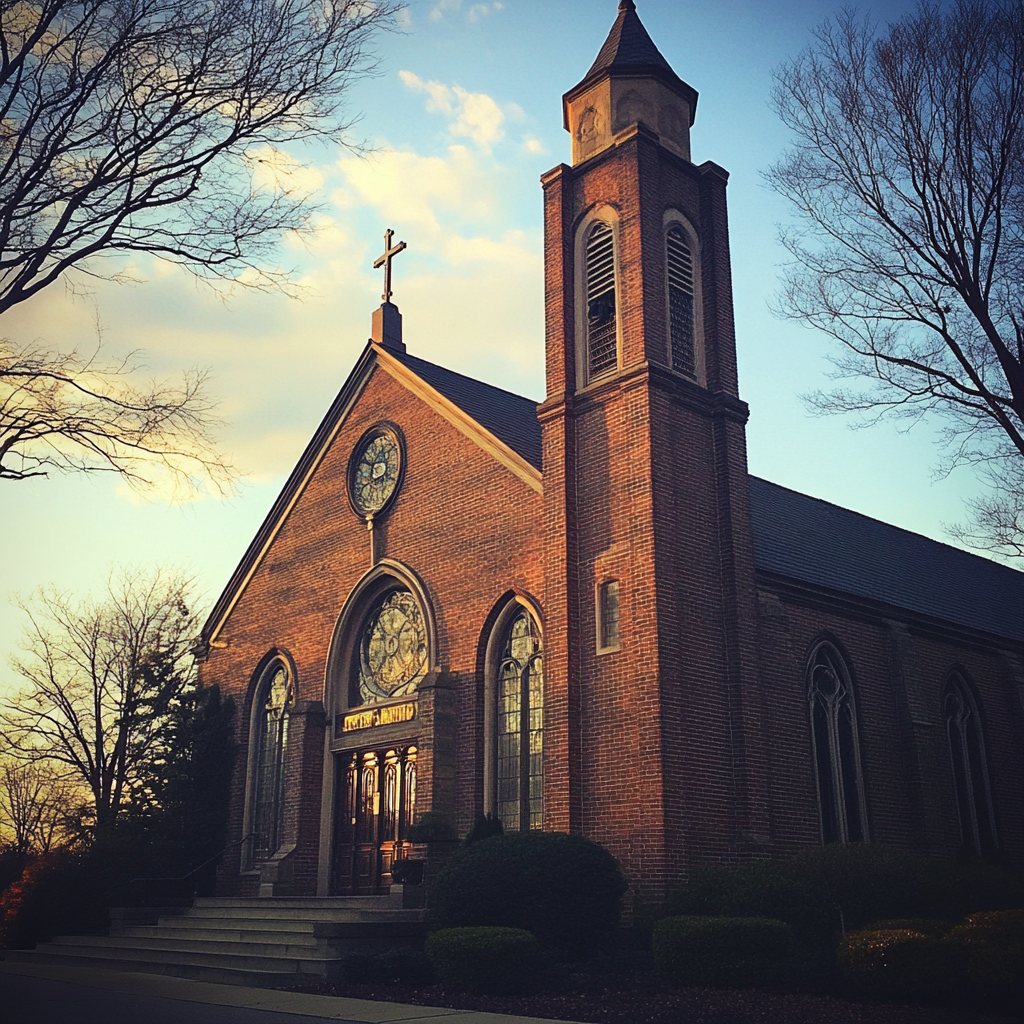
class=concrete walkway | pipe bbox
[0,961,581,1024]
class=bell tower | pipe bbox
[539,1,768,906]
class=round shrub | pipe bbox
[838,928,969,1002]
[653,915,797,989]
[428,831,628,949]
[425,926,541,993]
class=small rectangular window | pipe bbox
[597,580,620,652]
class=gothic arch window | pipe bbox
[351,587,428,707]
[488,605,544,832]
[945,673,998,857]
[584,220,618,382]
[666,223,696,377]
[248,658,295,863]
[807,641,868,845]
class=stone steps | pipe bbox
[6,893,429,988]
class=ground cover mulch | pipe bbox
[287,950,1022,1024]
[323,982,1019,1024]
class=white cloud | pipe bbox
[429,0,502,23]
[338,145,497,238]
[523,136,546,155]
[400,71,505,150]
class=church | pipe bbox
[197,1,1024,909]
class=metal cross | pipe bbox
[373,228,407,304]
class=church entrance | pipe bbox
[332,746,417,894]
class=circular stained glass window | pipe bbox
[356,590,427,704]
[350,428,402,517]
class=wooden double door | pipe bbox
[333,745,417,894]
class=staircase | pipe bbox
[2,893,429,987]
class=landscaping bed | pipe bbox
[306,977,1021,1024]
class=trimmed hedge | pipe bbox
[425,926,541,993]
[668,845,1024,943]
[950,910,1024,1004]
[839,911,1024,1005]
[653,915,797,989]
[838,928,969,1001]
[429,831,627,949]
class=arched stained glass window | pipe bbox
[250,660,294,862]
[807,642,867,845]
[666,224,696,377]
[496,610,544,831]
[945,674,998,857]
[354,588,428,705]
[586,221,617,382]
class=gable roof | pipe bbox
[389,350,542,471]
[749,476,1024,644]
[199,344,543,647]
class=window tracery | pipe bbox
[945,673,998,857]
[250,659,294,863]
[807,642,867,845]
[354,588,427,706]
[496,610,544,831]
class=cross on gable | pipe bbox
[373,228,407,304]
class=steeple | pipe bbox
[563,1,698,165]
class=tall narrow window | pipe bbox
[807,642,867,844]
[586,222,617,381]
[598,580,620,651]
[496,610,544,831]
[250,661,294,862]
[666,224,695,377]
[945,674,998,857]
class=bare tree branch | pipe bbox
[0,0,403,308]
[766,1,1024,555]
[1,567,202,831]
[0,333,233,497]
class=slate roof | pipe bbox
[585,1,677,81]
[749,476,1024,643]
[391,350,543,471]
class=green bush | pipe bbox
[406,812,457,843]
[464,813,504,845]
[838,928,969,1001]
[0,850,120,949]
[864,919,953,939]
[948,910,1024,1004]
[425,926,541,993]
[668,846,1024,943]
[337,948,436,986]
[429,831,627,949]
[653,915,797,989]
[947,908,1024,949]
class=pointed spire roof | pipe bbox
[565,1,697,121]
[586,0,675,80]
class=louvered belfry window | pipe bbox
[586,222,617,381]
[666,224,696,377]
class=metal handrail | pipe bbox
[130,832,257,884]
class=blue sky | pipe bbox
[2,0,976,685]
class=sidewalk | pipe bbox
[0,961,582,1024]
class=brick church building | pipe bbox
[198,1,1024,907]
